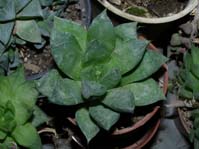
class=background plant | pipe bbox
[176,45,199,149]
[36,11,167,142]
[0,0,78,75]
[0,67,48,148]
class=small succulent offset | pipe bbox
[177,46,199,149]
[36,11,167,142]
[0,67,48,148]
[0,0,78,74]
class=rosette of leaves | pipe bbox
[0,67,48,148]
[177,46,199,148]
[0,0,78,74]
[36,11,167,142]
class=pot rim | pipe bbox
[97,0,198,24]
[176,107,191,137]
[123,119,161,149]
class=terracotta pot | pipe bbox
[176,108,192,138]
[68,39,168,148]
[97,0,198,24]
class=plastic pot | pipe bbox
[67,39,168,149]
[97,0,198,24]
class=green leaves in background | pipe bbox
[12,123,42,149]
[0,0,15,22]
[0,22,14,55]
[0,67,38,124]
[0,68,43,148]
[0,22,14,45]
[16,20,42,43]
[15,0,32,13]
[39,0,53,6]
[31,106,49,127]
[17,0,43,19]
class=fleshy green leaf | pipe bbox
[39,0,53,6]
[0,67,38,124]
[88,10,116,51]
[191,46,199,65]
[15,0,31,13]
[179,87,193,99]
[37,70,83,105]
[37,14,54,37]
[99,68,121,89]
[122,50,168,85]
[0,52,9,71]
[50,78,83,105]
[0,101,16,133]
[0,0,15,22]
[53,17,87,50]
[16,20,42,43]
[103,88,135,113]
[12,123,42,149]
[184,52,192,71]
[194,139,199,149]
[51,29,82,80]
[76,108,100,142]
[89,105,120,130]
[189,47,199,78]
[0,43,5,56]
[80,64,107,82]
[115,22,138,40]
[123,79,165,106]
[0,137,16,149]
[191,64,199,79]
[17,0,43,19]
[0,22,14,45]
[185,71,199,92]
[36,69,61,97]
[0,131,6,140]
[83,40,110,65]
[31,106,49,127]
[82,80,107,99]
[108,39,148,74]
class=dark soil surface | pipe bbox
[21,2,82,78]
[109,0,188,17]
[20,45,54,78]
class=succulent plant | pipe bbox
[177,45,199,149]
[0,67,48,148]
[36,11,167,142]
